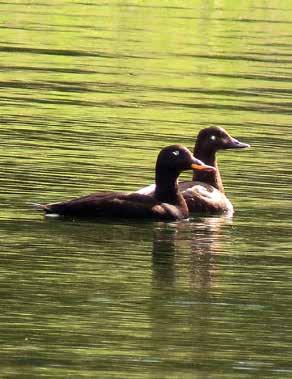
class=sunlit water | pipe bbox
[0,1,291,378]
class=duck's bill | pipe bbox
[225,137,250,149]
[191,162,216,173]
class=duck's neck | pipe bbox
[155,170,183,205]
[193,148,224,193]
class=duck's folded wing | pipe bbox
[40,191,126,216]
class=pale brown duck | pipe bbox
[136,127,250,215]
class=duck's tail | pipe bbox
[29,202,61,217]
[28,202,48,211]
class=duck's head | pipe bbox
[196,126,250,153]
[156,144,216,175]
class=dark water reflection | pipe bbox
[1,0,292,378]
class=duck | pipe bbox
[33,145,215,221]
[136,127,250,215]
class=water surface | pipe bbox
[0,1,291,378]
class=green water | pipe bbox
[0,1,291,378]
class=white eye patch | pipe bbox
[172,150,180,156]
[210,135,216,141]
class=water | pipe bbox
[0,1,291,378]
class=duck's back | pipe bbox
[39,191,188,220]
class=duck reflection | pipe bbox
[152,215,232,291]
[150,216,233,368]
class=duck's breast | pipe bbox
[180,181,234,214]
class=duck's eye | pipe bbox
[172,150,180,156]
[210,135,216,141]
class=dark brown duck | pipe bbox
[34,145,215,221]
[137,127,250,215]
